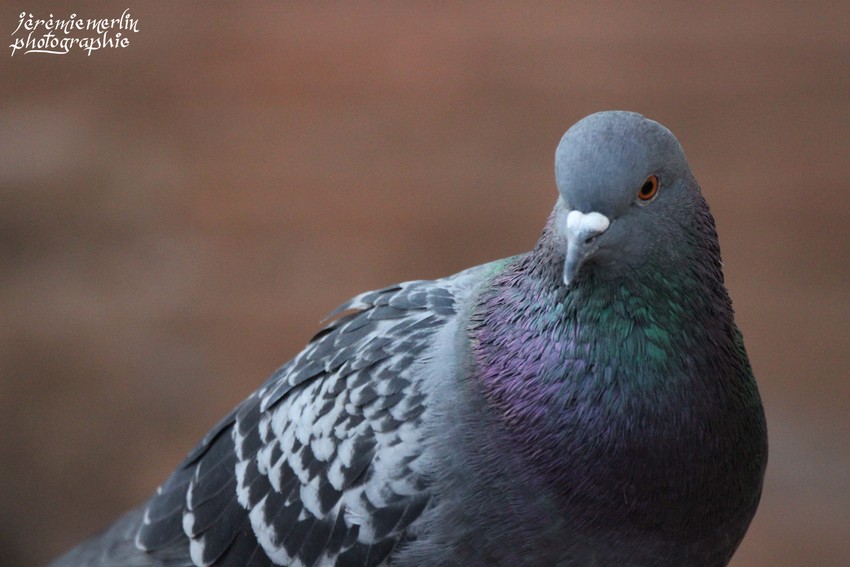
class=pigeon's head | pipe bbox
[554,111,701,286]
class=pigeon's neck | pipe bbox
[470,209,736,401]
[467,211,765,543]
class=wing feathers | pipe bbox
[127,276,470,565]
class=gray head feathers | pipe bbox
[555,111,690,216]
[552,111,702,285]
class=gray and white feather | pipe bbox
[50,265,491,567]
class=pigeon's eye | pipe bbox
[637,175,659,202]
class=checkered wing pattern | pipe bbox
[135,280,459,566]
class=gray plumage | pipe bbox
[49,111,767,567]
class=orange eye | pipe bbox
[638,175,659,201]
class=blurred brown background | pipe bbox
[2,2,848,566]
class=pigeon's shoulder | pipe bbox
[133,261,497,567]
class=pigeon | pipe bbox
[48,111,767,567]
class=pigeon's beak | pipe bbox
[563,210,610,286]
